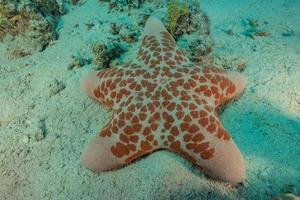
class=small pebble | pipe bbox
[282,28,295,37]
[33,128,45,142]
[21,135,29,143]
[49,79,65,96]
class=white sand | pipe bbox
[0,0,299,199]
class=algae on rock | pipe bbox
[97,0,213,64]
[92,42,125,70]
[164,0,213,62]
[0,0,67,57]
[166,0,189,38]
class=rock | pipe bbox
[21,135,29,143]
[33,127,45,142]
[243,18,270,39]
[282,27,295,37]
[188,36,213,62]
[97,0,212,64]
[49,79,65,96]
[165,0,212,61]
[68,53,92,70]
[272,193,300,200]
[92,42,125,70]
[213,54,247,72]
[0,0,68,56]
[110,22,122,35]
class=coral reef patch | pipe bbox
[0,0,67,57]
[99,0,213,64]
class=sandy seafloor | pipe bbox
[0,0,300,199]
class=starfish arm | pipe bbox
[81,99,162,171]
[225,71,247,100]
[106,99,163,163]
[80,133,125,172]
[137,17,190,68]
[195,67,247,107]
[160,111,245,185]
[81,63,144,108]
[81,67,121,104]
[157,82,245,184]
[80,114,141,171]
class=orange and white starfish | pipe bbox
[80,17,246,185]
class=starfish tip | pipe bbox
[81,136,123,172]
[143,16,167,36]
[227,71,247,96]
[210,146,246,185]
[81,71,99,99]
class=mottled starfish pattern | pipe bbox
[81,17,246,185]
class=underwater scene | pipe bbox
[0,0,299,199]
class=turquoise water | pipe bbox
[0,0,299,199]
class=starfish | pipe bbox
[80,17,246,185]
